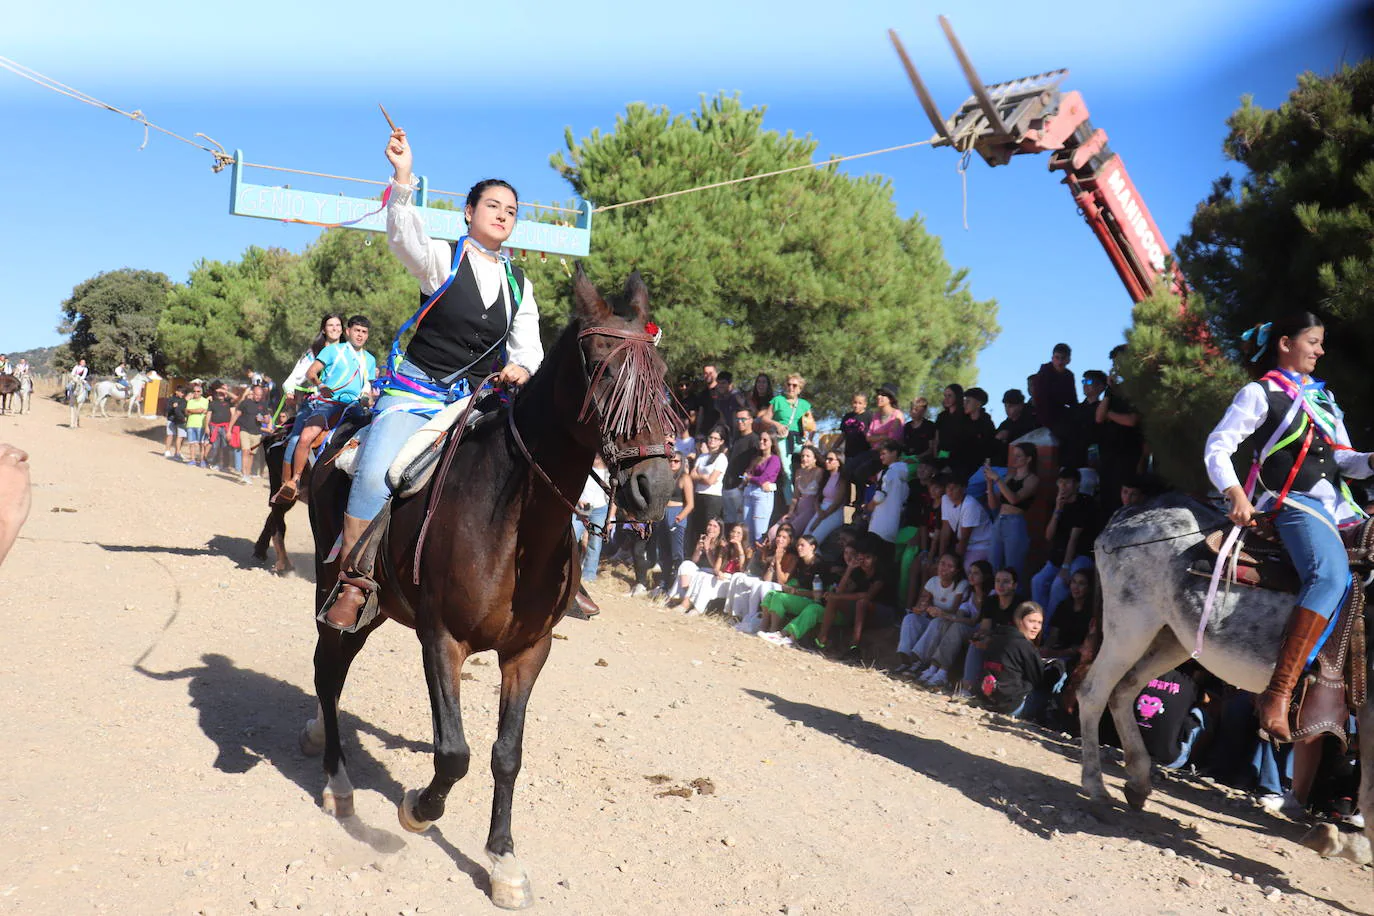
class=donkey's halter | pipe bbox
[508,323,680,540]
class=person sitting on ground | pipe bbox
[910,559,993,688]
[810,532,895,660]
[937,471,994,569]
[781,444,823,535]
[1134,665,1209,770]
[757,534,826,644]
[984,441,1040,579]
[902,396,935,460]
[980,601,1048,717]
[1042,568,1095,662]
[665,517,723,608]
[959,566,1021,698]
[894,551,968,675]
[727,523,796,631]
[675,521,750,616]
[274,315,376,504]
[863,439,909,565]
[992,388,1037,466]
[1030,467,1098,617]
[1033,342,1078,433]
[804,451,850,545]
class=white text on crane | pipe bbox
[1105,167,1167,273]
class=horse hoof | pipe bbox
[322,787,354,819]
[1123,785,1150,811]
[488,853,533,910]
[299,722,324,757]
[397,789,434,834]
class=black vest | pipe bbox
[1242,385,1338,495]
[405,243,525,390]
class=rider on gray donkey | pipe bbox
[1204,311,1374,744]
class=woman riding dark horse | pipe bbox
[304,265,679,908]
[1204,311,1374,741]
[323,122,546,629]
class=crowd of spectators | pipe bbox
[582,346,1358,827]
[161,376,279,485]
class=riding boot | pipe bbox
[324,514,374,630]
[1256,606,1328,742]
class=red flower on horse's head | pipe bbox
[644,321,662,346]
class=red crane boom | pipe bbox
[890,18,1187,303]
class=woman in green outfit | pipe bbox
[766,373,815,510]
[757,534,826,646]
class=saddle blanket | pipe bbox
[332,396,477,498]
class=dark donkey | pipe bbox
[300,267,679,908]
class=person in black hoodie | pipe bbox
[980,601,1046,716]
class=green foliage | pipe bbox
[546,94,998,406]
[1117,289,1246,493]
[59,268,171,372]
[1176,61,1374,437]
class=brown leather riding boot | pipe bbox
[1256,606,1329,742]
[324,515,373,630]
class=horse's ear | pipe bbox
[571,262,610,320]
[623,271,650,322]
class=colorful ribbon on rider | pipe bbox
[275,185,393,230]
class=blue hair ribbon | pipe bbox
[1240,322,1273,362]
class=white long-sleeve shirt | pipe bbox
[282,350,317,393]
[385,178,543,375]
[1204,378,1374,522]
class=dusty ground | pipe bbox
[2,394,1372,916]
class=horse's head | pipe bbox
[567,265,683,520]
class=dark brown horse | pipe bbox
[300,267,678,908]
[0,374,17,416]
[252,426,297,574]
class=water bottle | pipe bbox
[812,575,823,599]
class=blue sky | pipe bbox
[3,0,1368,417]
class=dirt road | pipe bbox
[1,395,1369,915]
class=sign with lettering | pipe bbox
[228,152,592,257]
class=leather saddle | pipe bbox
[1190,518,1374,747]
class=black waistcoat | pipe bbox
[1243,385,1337,495]
[405,243,525,390]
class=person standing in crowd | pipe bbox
[163,384,188,460]
[274,316,376,504]
[687,427,729,549]
[572,455,614,584]
[204,383,235,472]
[992,389,1037,465]
[1033,343,1078,433]
[745,373,774,418]
[183,382,209,468]
[689,365,724,440]
[984,442,1040,579]
[932,384,970,473]
[840,392,872,463]
[768,373,815,503]
[864,439,908,565]
[902,396,935,459]
[721,409,760,524]
[643,450,694,597]
[230,384,270,485]
[1096,344,1144,518]
[1030,467,1099,617]
[743,430,783,544]
[962,387,998,470]
[1059,368,1107,471]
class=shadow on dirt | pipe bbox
[133,653,492,893]
[745,689,1359,914]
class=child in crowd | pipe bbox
[811,533,894,660]
[895,551,967,674]
[911,559,994,688]
[980,601,1047,717]
[938,472,994,569]
[864,439,908,565]
[728,524,796,632]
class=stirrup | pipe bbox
[317,573,381,634]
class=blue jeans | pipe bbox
[285,397,346,470]
[653,504,689,580]
[1032,556,1094,624]
[1274,492,1349,624]
[990,513,1030,579]
[572,504,610,580]
[1163,708,1207,770]
[744,484,775,543]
